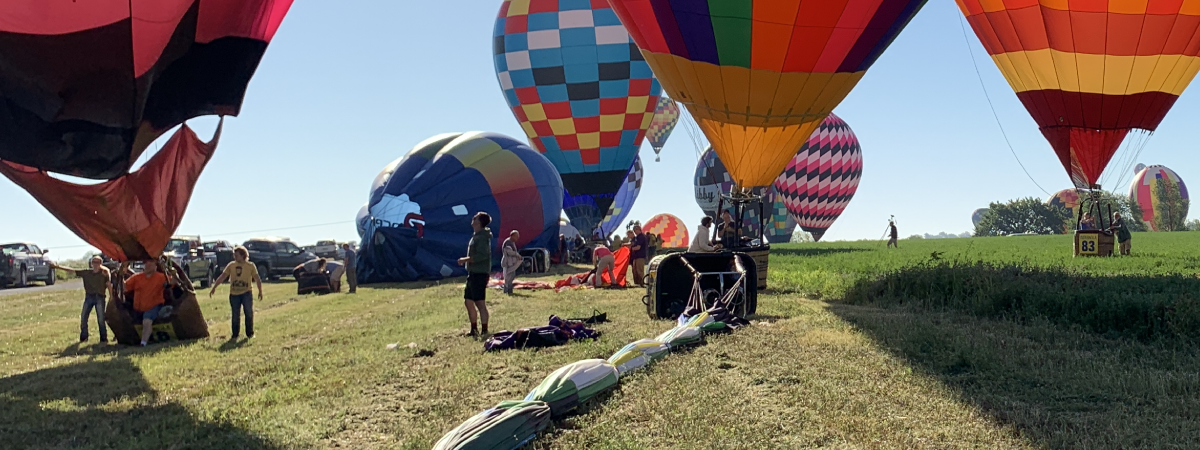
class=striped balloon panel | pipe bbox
[956,0,1200,188]
[643,213,688,248]
[773,113,861,242]
[1129,164,1190,231]
[608,0,925,187]
[646,96,680,153]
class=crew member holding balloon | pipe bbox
[458,212,492,337]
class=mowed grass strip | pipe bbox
[0,235,1196,449]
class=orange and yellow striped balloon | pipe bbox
[957,0,1200,188]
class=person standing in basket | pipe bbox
[501,230,522,295]
[53,256,115,343]
[209,246,263,339]
[458,212,492,336]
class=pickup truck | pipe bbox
[244,237,316,280]
[163,235,218,288]
[312,240,339,259]
[1,242,55,288]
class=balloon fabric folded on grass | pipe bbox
[483,315,602,352]
[524,359,620,418]
[607,338,669,376]
[430,400,551,450]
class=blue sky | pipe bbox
[4,0,1199,259]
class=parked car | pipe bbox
[204,240,236,269]
[312,240,339,259]
[1,242,55,288]
[163,235,218,288]
[244,237,316,280]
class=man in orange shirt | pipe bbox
[124,258,179,346]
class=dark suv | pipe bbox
[243,237,315,280]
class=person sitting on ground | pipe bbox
[124,258,179,347]
[1079,212,1096,230]
[52,256,115,343]
[592,243,616,287]
[689,216,721,253]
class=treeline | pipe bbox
[975,179,1191,236]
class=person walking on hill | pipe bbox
[53,256,115,343]
[458,212,492,336]
[629,224,648,287]
[886,220,899,248]
[210,246,263,339]
[501,230,522,295]
[1111,212,1132,255]
[341,243,357,294]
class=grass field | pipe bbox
[1,233,1197,449]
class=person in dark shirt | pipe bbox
[1111,212,1132,255]
[629,224,648,287]
[457,212,492,336]
[887,220,899,248]
[52,256,114,343]
[341,243,357,294]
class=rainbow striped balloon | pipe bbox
[773,113,862,242]
[1129,165,1189,231]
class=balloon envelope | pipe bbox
[359,132,564,283]
[493,0,662,235]
[609,0,926,187]
[356,204,372,238]
[643,213,688,248]
[774,113,863,242]
[971,208,989,227]
[1046,189,1083,221]
[0,0,293,179]
[646,96,680,160]
[1129,165,1189,231]
[693,147,771,239]
[598,156,644,237]
[957,1,1200,188]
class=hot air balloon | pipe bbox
[694,147,769,238]
[646,96,681,162]
[643,213,688,248]
[559,219,581,242]
[356,204,372,238]
[774,114,863,242]
[1135,163,1148,175]
[765,192,798,244]
[957,1,1200,189]
[609,0,926,189]
[1130,165,1189,231]
[971,208,989,227]
[493,0,663,238]
[598,156,644,237]
[0,0,293,261]
[358,133,564,283]
[1047,189,1083,222]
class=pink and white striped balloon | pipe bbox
[772,113,862,242]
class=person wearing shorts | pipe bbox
[124,258,178,347]
[458,212,493,336]
[210,246,263,339]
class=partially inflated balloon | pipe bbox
[598,156,643,236]
[774,114,862,242]
[1046,189,1082,221]
[1129,165,1189,231]
[493,0,662,235]
[609,0,926,187]
[356,204,371,238]
[957,1,1200,189]
[765,191,797,244]
[643,213,688,248]
[358,132,564,283]
[646,96,680,162]
[694,147,770,238]
[971,208,988,227]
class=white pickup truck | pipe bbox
[1,242,55,288]
[312,240,339,259]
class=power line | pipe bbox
[956,12,1050,197]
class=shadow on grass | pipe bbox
[0,357,283,450]
[829,303,1200,449]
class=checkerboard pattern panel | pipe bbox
[494,0,662,175]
